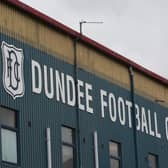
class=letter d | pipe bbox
[32,60,42,94]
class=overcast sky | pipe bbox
[21,0,168,79]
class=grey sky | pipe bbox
[21,0,168,79]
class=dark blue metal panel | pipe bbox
[0,33,168,168]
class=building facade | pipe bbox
[0,1,168,168]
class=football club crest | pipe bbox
[1,41,25,99]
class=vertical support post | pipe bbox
[79,21,83,35]
[74,37,82,168]
[129,67,139,168]
[46,128,52,168]
[94,131,99,168]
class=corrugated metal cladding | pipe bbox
[0,1,168,168]
[0,32,168,168]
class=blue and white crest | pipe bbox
[1,41,25,99]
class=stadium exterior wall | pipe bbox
[0,1,168,168]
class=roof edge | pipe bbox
[5,0,168,86]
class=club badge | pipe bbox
[1,41,25,99]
